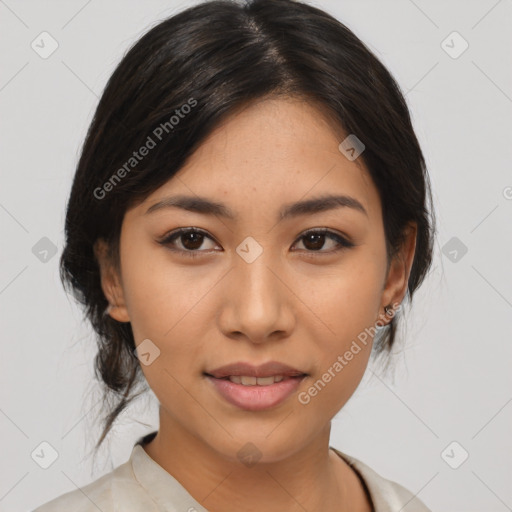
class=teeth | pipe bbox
[228,375,289,386]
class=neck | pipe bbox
[142,409,370,512]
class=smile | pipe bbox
[218,375,293,385]
[205,374,307,411]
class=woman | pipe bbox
[34,0,435,510]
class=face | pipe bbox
[96,97,415,463]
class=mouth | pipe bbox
[203,371,308,411]
[204,360,308,380]
[203,373,307,386]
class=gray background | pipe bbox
[1,0,511,511]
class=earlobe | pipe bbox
[93,238,131,323]
[379,222,417,322]
[104,302,131,323]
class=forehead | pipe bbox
[134,97,381,224]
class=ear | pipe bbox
[93,238,130,323]
[378,222,417,323]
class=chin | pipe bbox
[206,430,310,466]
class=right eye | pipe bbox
[158,227,221,258]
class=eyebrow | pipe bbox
[145,193,368,220]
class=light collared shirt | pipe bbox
[33,431,431,511]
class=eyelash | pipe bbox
[158,227,355,259]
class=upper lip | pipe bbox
[205,361,308,379]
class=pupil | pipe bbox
[304,233,324,250]
[183,232,203,250]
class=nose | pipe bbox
[217,248,295,345]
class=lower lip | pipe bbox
[206,375,306,411]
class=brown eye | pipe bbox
[158,228,219,257]
[179,231,206,250]
[158,227,354,259]
[302,232,327,251]
[293,229,354,253]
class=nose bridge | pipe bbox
[236,242,281,306]
[223,240,291,339]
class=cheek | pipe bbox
[296,256,383,405]
[302,364,368,434]
[120,255,218,392]
[121,252,214,340]
[304,255,384,341]
[299,304,375,420]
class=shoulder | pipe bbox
[331,447,432,512]
[32,458,157,512]
[32,466,118,512]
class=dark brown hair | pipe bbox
[60,0,436,453]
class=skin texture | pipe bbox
[95,97,416,512]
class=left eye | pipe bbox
[158,227,354,257]
[292,229,354,253]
